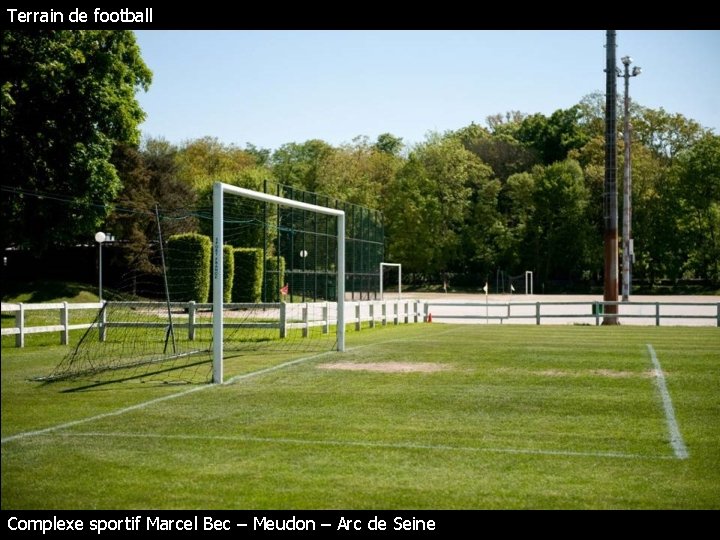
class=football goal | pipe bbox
[379,262,402,300]
[212,182,346,383]
[44,183,346,386]
[507,271,534,295]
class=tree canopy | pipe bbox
[1,31,717,290]
[1,30,151,251]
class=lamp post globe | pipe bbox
[299,250,308,301]
[95,232,107,302]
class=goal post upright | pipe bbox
[336,212,345,352]
[213,182,224,384]
[213,182,345,383]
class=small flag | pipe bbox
[280,284,289,296]
[483,283,488,294]
[511,284,515,292]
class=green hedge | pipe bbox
[166,233,212,303]
[232,248,263,303]
[265,256,286,302]
[210,244,235,303]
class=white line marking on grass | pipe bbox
[223,350,336,385]
[1,350,337,445]
[0,384,209,444]
[1,329,448,445]
[344,326,465,353]
[51,431,674,461]
[647,344,689,460]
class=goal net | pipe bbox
[44,183,345,386]
[507,271,533,295]
[212,183,345,383]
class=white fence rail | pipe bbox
[422,300,720,327]
[1,299,425,348]
[1,302,103,347]
[5,298,716,349]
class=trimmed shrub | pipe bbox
[166,233,212,303]
[265,256,286,302]
[232,248,263,303]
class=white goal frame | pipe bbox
[525,271,534,295]
[379,262,402,300]
[213,182,345,384]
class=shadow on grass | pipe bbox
[51,358,212,393]
[2,280,97,303]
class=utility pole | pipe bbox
[603,30,619,324]
[619,55,641,302]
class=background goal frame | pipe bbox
[379,262,402,300]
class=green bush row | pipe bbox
[167,234,284,303]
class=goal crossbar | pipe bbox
[213,182,346,384]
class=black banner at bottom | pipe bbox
[1,509,696,537]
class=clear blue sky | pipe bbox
[134,30,720,151]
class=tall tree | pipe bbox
[516,106,590,165]
[501,171,536,271]
[109,140,197,280]
[315,137,402,208]
[1,30,152,251]
[271,139,333,191]
[673,134,720,282]
[485,111,526,136]
[385,135,495,276]
[463,133,538,183]
[175,136,257,191]
[373,133,404,155]
[527,160,592,284]
[632,107,705,162]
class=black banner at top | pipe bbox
[3,8,156,29]
[1,7,709,30]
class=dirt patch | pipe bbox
[536,369,571,377]
[592,369,653,379]
[318,361,449,373]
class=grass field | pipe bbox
[2,323,719,509]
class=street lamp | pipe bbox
[618,55,641,301]
[95,232,106,302]
[299,249,308,302]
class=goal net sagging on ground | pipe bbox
[45,183,345,385]
[44,205,216,385]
